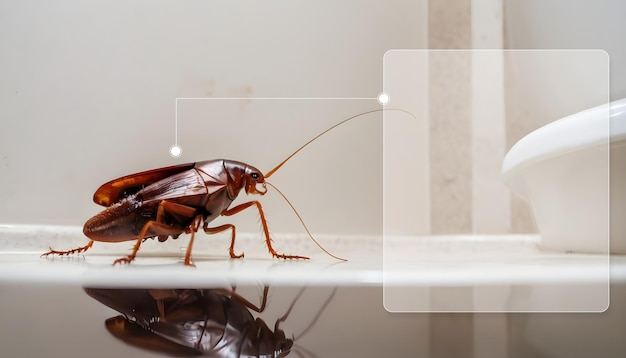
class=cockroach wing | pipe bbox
[147,290,249,355]
[93,163,196,207]
[105,316,202,357]
[148,319,229,354]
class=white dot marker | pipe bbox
[169,144,182,158]
[377,92,390,105]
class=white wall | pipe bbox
[0,1,427,237]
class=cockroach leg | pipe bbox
[182,215,203,267]
[158,201,199,226]
[41,240,94,257]
[113,201,199,266]
[112,238,142,265]
[237,285,269,313]
[214,286,270,313]
[113,220,183,266]
[221,200,310,260]
[203,223,244,259]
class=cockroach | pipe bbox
[42,108,409,265]
[84,287,336,357]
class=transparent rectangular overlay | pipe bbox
[383,50,609,312]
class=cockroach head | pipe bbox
[244,165,267,195]
[274,332,294,358]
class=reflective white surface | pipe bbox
[0,225,619,313]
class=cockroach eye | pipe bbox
[251,173,259,180]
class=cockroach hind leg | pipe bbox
[182,216,202,267]
[111,236,144,266]
[183,252,196,268]
[112,254,136,266]
[41,240,95,258]
[113,218,185,266]
[184,261,196,268]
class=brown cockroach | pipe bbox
[84,287,336,357]
[42,108,406,265]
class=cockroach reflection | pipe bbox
[84,287,336,357]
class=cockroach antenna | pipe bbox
[263,108,416,261]
[265,108,415,178]
[266,182,346,261]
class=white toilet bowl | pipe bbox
[502,98,626,254]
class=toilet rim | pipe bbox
[501,98,626,184]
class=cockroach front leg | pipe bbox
[220,200,309,260]
[203,223,245,259]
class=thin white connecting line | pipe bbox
[172,97,384,158]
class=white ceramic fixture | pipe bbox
[502,98,626,253]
